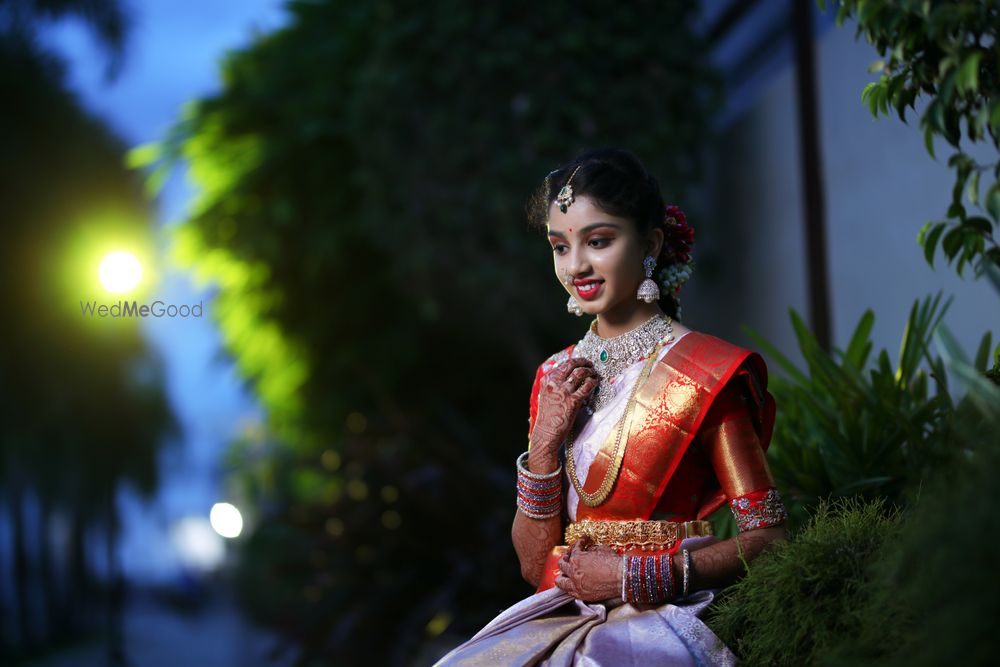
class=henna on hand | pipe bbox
[554,538,622,602]
[512,509,561,587]
[513,356,599,588]
[531,358,598,458]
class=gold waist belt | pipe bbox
[564,519,714,551]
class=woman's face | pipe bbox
[546,195,663,318]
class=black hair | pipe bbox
[526,147,682,321]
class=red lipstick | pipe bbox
[573,279,604,301]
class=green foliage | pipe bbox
[820,0,1000,276]
[706,496,905,667]
[706,333,1000,667]
[823,349,1000,667]
[744,293,963,529]
[138,1,723,663]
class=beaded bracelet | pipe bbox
[621,553,674,604]
[515,451,562,519]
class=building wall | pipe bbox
[687,14,1000,379]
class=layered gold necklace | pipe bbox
[565,319,674,507]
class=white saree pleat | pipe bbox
[433,536,737,666]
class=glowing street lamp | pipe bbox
[209,502,244,539]
[98,251,142,294]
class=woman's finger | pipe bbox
[557,558,573,577]
[564,366,592,391]
[549,358,593,383]
[572,376,599,398]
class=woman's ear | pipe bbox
[646,226,665,259]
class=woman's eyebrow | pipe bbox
[547,222,622,239]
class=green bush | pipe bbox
[823,349,1000,667]
[745,293,999,530]
[706,338,1000,666]
[705,496,904,667]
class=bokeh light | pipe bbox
[171,516,225,571]
[98,250,142,293]
[209,502,244,538]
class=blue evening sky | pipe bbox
[42,0,288,581]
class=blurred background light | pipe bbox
[99,250,143,293]
[210,502,244,538]
[171,516,225,571]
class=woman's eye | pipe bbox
[589,238,610,248]
[552,245,567,254]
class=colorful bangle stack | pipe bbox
[516,451,562,519]
[621,553,674,604]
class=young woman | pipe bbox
[435,148,788,666]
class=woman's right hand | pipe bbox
[530,357,599,458]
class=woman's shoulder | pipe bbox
[537,343,575,376]
[661,325,770,392]
[666,324,758,359]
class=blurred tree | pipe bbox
[0,0,129,75]
[140,1,723,663]
[0,0,176,660]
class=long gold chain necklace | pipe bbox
[565,319,673,507]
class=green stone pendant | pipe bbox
[599,349,608,362]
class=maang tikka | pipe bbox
[556,164,583,213]
[557,164,585,316]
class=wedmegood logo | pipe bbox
[79,300,204,318]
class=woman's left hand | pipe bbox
[554,537,622,602]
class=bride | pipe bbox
[435,147,788,666]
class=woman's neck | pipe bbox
[594,302,666,338]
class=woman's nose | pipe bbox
[567,246,589,277]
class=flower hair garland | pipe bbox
[656,204,694,297]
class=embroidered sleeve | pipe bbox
[528,363,544,443]
[700,380,787,532]
[729,487,787,532]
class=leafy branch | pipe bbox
[822,0,1000,276]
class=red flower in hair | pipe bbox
[662,204,694,264]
